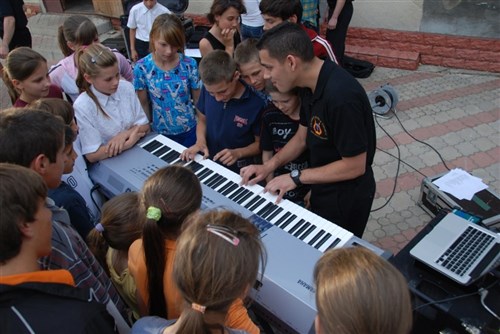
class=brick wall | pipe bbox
[188,13,500,73]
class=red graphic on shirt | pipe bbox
[234,115,248,128]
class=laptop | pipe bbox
[410,211,500,285]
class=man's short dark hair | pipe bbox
[0,108,65,167]
[259,0,303,23]
[0,163,48,264]
[257,22,314,62]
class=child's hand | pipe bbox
[213,148,240,166]
[181,143,209,161]
[131,49,139,62]
[106,132,129,157]
[126,126,146,143]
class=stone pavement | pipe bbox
[1,14,499,256]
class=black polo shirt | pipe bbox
[0,0,28,36]
[300,60,376,190]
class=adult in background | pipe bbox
[240,0,264,40]
[241,23,376,238]
[0,0,31,59]
[325,0,353,66]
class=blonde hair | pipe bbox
[149,13,186,55]
[75,43,118,117]
[314,247,413,334]
[173,210,266,333]
[3,47,47,105]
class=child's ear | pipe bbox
[67,40,76,51]
[233,70,241,81]
[83,73,93,84]
[30,154,48,175]
[11,78,23,91]
[18,220,34,238]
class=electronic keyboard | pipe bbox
[89,133,390,333]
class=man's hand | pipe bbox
[213,148,240,166]
[181,143,209,161]
[264,173,297,203]
[131,49,138,62]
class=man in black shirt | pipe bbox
[0,0,31,59]
[241,22,376,237]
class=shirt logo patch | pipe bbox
[310,116,328,140]
[234,115,248,128]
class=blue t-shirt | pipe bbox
[197,81,264,171]
[134,53,201,136]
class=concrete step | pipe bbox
[346,45,420,71]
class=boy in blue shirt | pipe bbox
[181,50,265,173]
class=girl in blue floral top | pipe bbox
[134,13,202,147]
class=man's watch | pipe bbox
[290,169,302,186]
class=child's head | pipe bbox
[259,0,303,31]
[207,0,246,29]
[199,50,240,102]
[234,38,266,91]
[29,98,79,136]
[58,15,99,57]
[0,108,66,189]
[173,210,266,332]
[143,0,158,10]
[265,81,301,117]
[314,247,413,334]
[76,43,119,115]
[150,13,186,57]
[0,163,51,265]
[257,23,314,93]
[141,165,202,317]
[3,47,50,105]
[87,192,142,276]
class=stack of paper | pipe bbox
[432,168,488,201]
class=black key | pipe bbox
[204,174,221,187]
[314,233,332,249]
[256,202,274,216]
[198,169,214,182]
[188,162,204,173]
[274,211,292,226]
[221,183,239,196]
[236,190,254,205]
[142,140,163,152]
[228,187,246,200]
[211,177,228,190]
[247,197,266,211]
[261,205,279,220]
[267,207,284,222]
[326,238,341,250]
[279,214,297,229]
[308,230,325,246]
[293,222,311,237]
[218,181,236,194]
[152,145,170,157]
[299,225,316,240]
[288,219,305,234]
[232,188,250,203]
[243,195,260,209]
[162,150,180,163]
[196,168,211,180]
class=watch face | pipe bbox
[291,170,299,177]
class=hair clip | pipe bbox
[90,50,104,64]
[206,224,240,246]
[95,223,105,233]
[146,206,162,221]
[191,302,206,314]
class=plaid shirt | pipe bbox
[40,198,126,317]
[301,0,319,27]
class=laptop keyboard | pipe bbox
[436,226,495,276]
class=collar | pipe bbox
[90,84,119,107]
[311,60,337,104]
[0,270,75,287]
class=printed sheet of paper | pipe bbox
[433,168,488,200]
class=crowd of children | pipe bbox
[0,1,414,333]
